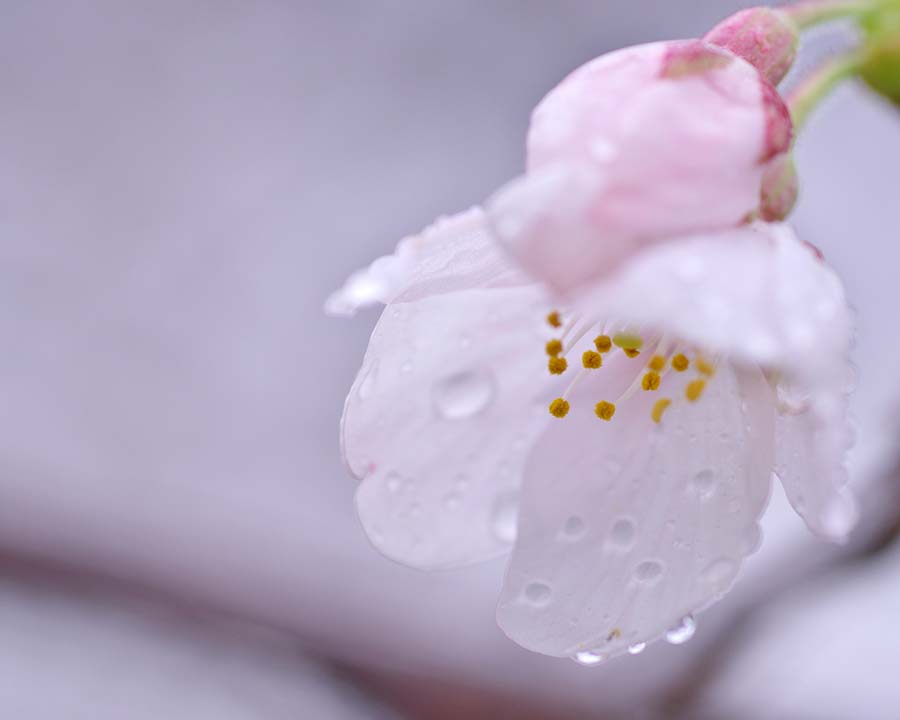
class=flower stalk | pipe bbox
[787,50,863,129]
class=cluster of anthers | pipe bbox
[544,311,716,424]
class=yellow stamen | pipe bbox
[651,398,672,423]
[695,356,716,376]
[594,335,612,353]
[582,351,602,369]
[671,353,689,372]
[595,401,616,421]
[686,378,706,402]
[612,332,643,350]
[545,339,563,356]
[548,397,570,418]
[641,371,661,391]
[547,311,562,328]
[607,628,621,641]
[548,357,568,375]
[648,354,666,372]
[624,348,641,358]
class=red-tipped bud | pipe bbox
[705,7,799,85]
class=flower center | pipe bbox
[542,309,717,424]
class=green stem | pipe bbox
[783,0,882,28]
[788,51,863,129]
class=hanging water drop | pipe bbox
[573,650,606,666]
[633,560,664,584]
[628,642,646,655]
[665,615,696,645]
[491,493,518,543]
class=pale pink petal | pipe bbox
[496,360,774,658]
[581,223,851,388]
[344,285,557,568]
[325,207,526,317]
[488,42,773,292]
[774,384,858,541]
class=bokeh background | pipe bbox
[2,1,899,718]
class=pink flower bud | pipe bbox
[704,7,799,86]
[487,41,794,293]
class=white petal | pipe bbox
[343,284,557,568]
[496,360,774,658]
[325,207,527,316]
[774,382,858,541]
[581,223,852,387]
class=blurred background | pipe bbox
[2,1,900,717]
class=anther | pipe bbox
[651,398,672,423]
[595,401,616,421]
[648,355,666,372]
[549,397,570,418]
[624,348,641,358]
[545,339,563,356]
[685,378,706,402]
[594,335,612,353]
[695,356,716,376]
[548,356,569,375]
[612,332,643,351]
[582,351,603,369]
[548,357,568,375]
[641,371,661,391]
[671,354,689,372]
[547,311,562,328]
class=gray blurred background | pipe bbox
[1,1,899,718]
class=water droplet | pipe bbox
[385,472,403,494]
[400,361,413,375]
[562,515,585,540]
[391,307,402,319]
[689,469,716,500]
[453,474,469,492]
[665,615,696,645]
[432,368,495,419]
[628,642,646,655]
[702,558,737,589]
[459,334,472,349]
[443,493,461,511]
[740,524,763,555]
[491,493,518,544]
[634,560,664,584]
[608,517,636,549]
[727,498,742,514]
[524,582,552,606]
[573,650,606,666]
[357,363,378,401]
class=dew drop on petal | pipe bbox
[523,582,552,606]
[432,368,495,420]
[562,515,585,540]
[385,472,403,494]
[443,493,461,511]
[740,523,763,555]
[701,558,737,589]
[665,615,696,645]
[357,363,377,401]
[634,560,664,584]
[399,360,413,375]
[491,493,518,544]
[573,650,606,666]
[608,517,636,549]
[628,642,646,655]
[689,469,716,499]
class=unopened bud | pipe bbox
[705,7,799,85]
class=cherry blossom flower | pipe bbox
[328,208,856,660]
